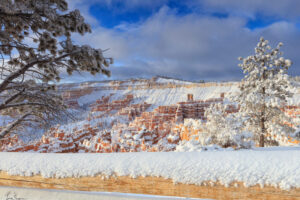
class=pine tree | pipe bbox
[0,0,112,139]
[234,37,295,147]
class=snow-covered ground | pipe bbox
[0,147,299,190]
[76,78,300,109]
[77,82,239,109]
[0,186,205,200]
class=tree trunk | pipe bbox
[259,112,265,147]
[259,70,266,147]
[259,133,265,147]
[259,110,265,147]
[259,107,266,147]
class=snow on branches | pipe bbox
[0,0,112,138]
[233,37,295,147]
[203,103,253,149]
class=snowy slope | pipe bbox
[1,147,300,190]
[78,85,238,108]
[77,81,239,110]
[75,78,300,109]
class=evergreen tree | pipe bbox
[0,0,112,138]
[234,37,295,147]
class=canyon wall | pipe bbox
[1,77,299,152]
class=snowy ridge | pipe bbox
[1,148,300,190]
[77,82,239,108]
[69,78,300,109]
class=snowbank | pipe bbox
[0,148,299,190]
[0,186,202,200]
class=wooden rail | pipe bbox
[0,172,299,200]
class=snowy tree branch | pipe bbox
[0,111,32,139]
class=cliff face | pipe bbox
[1,77,300,152]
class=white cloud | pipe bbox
[64,1,300,82]
[200,0,300,20]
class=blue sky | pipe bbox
[66,0,300,82]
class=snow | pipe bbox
[0,148,300,190]
[77,82,239,109]
[0,186,205,200]
[76,80,299,110]
[175,142,234,152]
[155,77,194,85]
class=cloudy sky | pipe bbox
[65,0,300,82]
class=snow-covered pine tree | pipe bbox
[0,0,112,139]
[234,37,295,147]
